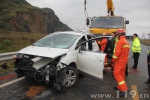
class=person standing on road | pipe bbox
[111,29,130,97]
[108,32,116,58]
[131,33,141,72]
[97,32,108,67]
[97,32,108,52]
[145,46,150,85]
[97,32,109,75]
[108,32,117,68]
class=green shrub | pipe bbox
[3,39,11,46]
[0,44,3,49]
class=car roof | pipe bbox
[54,31,92,36]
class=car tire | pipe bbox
[63,67,78,88]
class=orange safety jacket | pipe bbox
[98,38,108,52]
[112,36,130,63]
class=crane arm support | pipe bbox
[107,0,114,16]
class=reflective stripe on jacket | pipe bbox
[113,38,118,53]
[132,38,141,53]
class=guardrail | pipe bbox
[0,52,18,61]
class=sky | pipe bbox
[26,0,150,38]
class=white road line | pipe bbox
[0,77,26,88]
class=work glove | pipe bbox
[110,59,116,67]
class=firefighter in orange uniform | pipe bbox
[111,29,130,97]
[97,32,108,52]
[97,32,108,67]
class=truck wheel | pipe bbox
[63,67,78,88]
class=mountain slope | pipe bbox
[0,0,73,33]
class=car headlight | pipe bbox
[16,53,23,58]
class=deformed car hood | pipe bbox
[19,46,69,58]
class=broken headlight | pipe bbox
[16,53,23,58]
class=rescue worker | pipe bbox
[108,32,117,66]
[97,32,108,66]
[110,33,129,75]
[97,32,108,52]
[111,29,130,97]
[110,32,119,68]
[145,46,150,85]
[109,32,117,55]
[131,33,141,72]
[97,32,108,75]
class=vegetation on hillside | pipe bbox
[0,30,46,53]
[0,0,72,33]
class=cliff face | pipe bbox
[0,0,72,33]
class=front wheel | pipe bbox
[63,67,78,88]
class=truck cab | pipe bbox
[87,16,129,36]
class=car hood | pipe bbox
[19,46,69,58]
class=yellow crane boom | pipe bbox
[107,0,114,16]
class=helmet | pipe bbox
[102,32,107,36]
[116,29,125,35]
[116,29,124,33]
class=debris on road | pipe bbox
[26,86,47,98]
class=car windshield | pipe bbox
[32,33,79,49]
[90,17,124,28]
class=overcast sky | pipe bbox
[26,0,150,38]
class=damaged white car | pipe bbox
[14,31,106,92]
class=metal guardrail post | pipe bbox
[0,52,18,61]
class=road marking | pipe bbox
[0,77,26,88]
[131,85,140,100]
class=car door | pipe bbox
[77,35,106,80]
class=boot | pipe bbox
[119,90,127,97]
[114,86,119,90]
[103,70,106,75]
[145,81,150,85]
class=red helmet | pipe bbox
[116,29,124,33]
[116,29,125,35]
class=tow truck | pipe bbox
[86,0,129,36]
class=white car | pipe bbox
[14,31,106,92]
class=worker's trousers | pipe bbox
[133,52,140,69]
[114,62,128,92]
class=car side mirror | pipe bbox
[126,20,129,24]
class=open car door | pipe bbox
[77,40,106,80]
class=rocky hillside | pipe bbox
[0,0,73,33]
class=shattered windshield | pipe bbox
[32,33,79,49]
[90,17,124,28]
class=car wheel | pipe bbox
[63,67,78,88]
